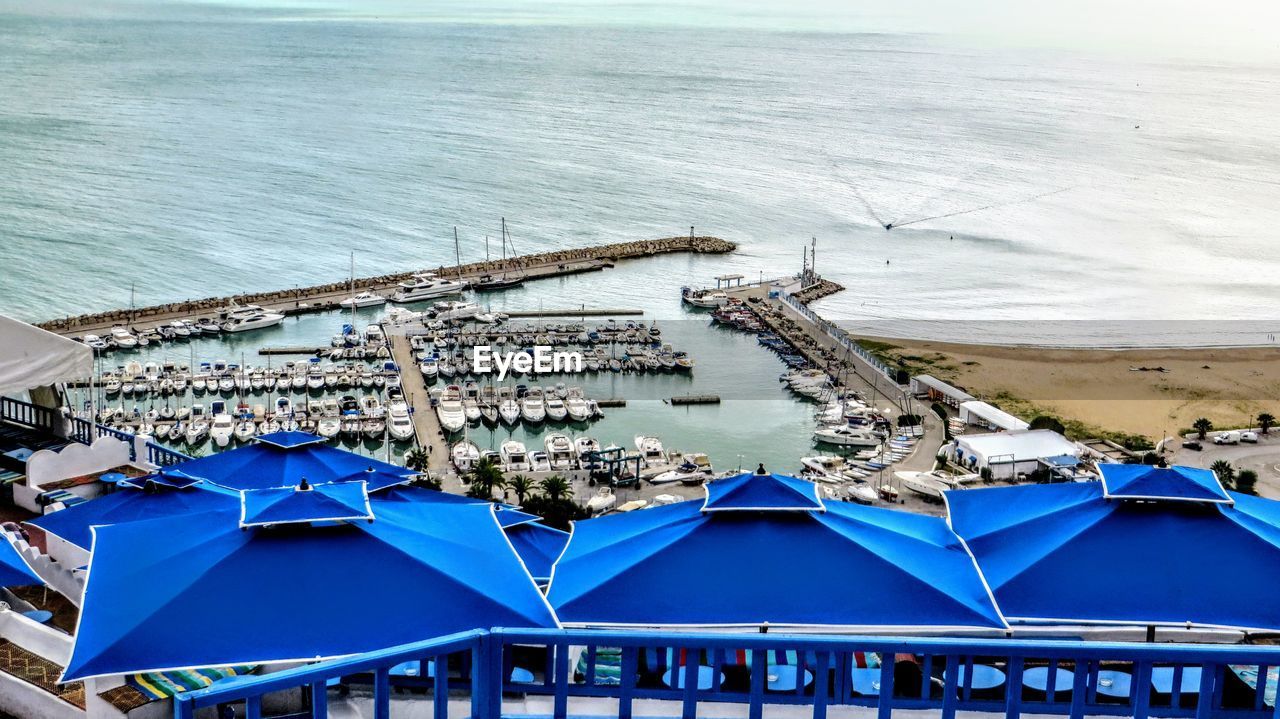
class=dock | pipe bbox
[504,308,643,318]
[595,399,627,408]
[668,394,720,405]
[40,235,736,337]
[388,334,449,471]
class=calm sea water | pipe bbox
[3,4,1279,345]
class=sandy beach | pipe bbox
[865,338,1280,440]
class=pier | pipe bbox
[667,394,720,405]
[39,235,735,338]
[388,334,449,471]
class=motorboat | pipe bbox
[234,419,257,443]
[436,397,467,433]
[109,326,138,348]
[497,389,521,426]
[220,310,285,333]
[895,470,976,501]
[846,480,878,505]
[452,439,481,472]
[478,402,498,425]
[813,425,882,447]
[462,399,482,424]
[386,401,414,441]
[634,435,665,466]
[565,390,590,422]
[210,413,234,448]
[339,291,387,308]
[543,433,575,471]
[419,357,439,381]
[82,334,109,350]
[185,419,209,446]
[529,451,552,472]
[587,487,616,515]
[650,454,714,485]
[545,397,568,422]
[317,416,341,438]
[390,273,468,303]
[520,390,546,424]
[500,440,530,472]
[362,418,385,439]
[574,436,601,463]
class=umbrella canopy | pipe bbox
[27,482,239,552]
[240,481,373,527]
[63,495,558,680]
[548,471,1005,630]
[154,431,415,492]
[0,536,41,587]
[946,465,1280,631]
[505,522,570,583]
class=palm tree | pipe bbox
[403,447,431,473]
[540,474,571,502]
[1192,417,1213,440]
[1236,469,1259,496]
[1210,459,1236,489]
[467,457,506,500]
[507,474,536,504]
[1259,413,1275,435]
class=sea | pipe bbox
[5,1,1280,469]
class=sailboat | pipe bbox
[473,218,526,290]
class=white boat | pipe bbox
[634,435,665,466]
[317,416,341,438]
[543,433,575,471]
[390,273,468,303]
[109,326,138,348]
[846,480,878,505]
[339,291,387,308]
[210,414,234,448]
[520,391,546,424]
[651,454,714,485]
[500,440,530,472]
[419,357,439,381]
[185,419,209,446]
[529,451,552,472]
[545,397,568,422]
[436,398,467,433]
[221,310,285,333]
[565,392,590,422]
[260,419,282,435]
[362,418,385,439]
[681,287,730,308]
[895,470,976,501]
[452,440,481,472]
[83,334,109,350]
[234,419,257,443]
[574,436,601,462]
[498,394,521,426]
[462,399,482,424]
[814,425,882,447]
[386,401,414,441]
[587,487,616,515]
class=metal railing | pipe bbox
[173,628,1280,719]
[1,396,192,466]
[777,291,902,383]
[0,396,58,433]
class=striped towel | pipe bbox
[575,647,623,686]
[128,666,255,700]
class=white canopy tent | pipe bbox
[0,314,93,397]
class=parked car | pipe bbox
[1181,440,1203,451]
[1214,431,1241,445]
[1241,431,1260,444]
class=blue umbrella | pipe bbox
[946,464,1280,631]
[26,482,240,552]
[505,521,570,584]
[153,431,414,492]
[62,485,558,681]
[0,537,41,587]
[548,471,1006,630]
[240,480,372,527]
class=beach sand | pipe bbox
[867,338,1280,439]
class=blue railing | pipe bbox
[173,628,1280,719]
[1,398,193,467]
[0,396,58,433]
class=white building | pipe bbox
[949,429,1083,480]
[958,400,1030,432]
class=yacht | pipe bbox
[895,470,977,501]
[680,287,730,308]
[109,326,138,348]
[498,393,521,426]
[814,425,882,447]
[565,393,590,422]
[650,454,714,486]
[528,451,552,472]
[587,487,616,515]
[451,439,481,473]
[520,389,546,424]
[436,397,467,433]
[234,418,257,443]
[574,436,601,463]
[210,413,234,448]
[544,397,568,422]
[221,310,285,333]
[386,401,414,441]
[317,416,341,439]
[500,440,530,472]
[390,273,468,303]
[543,433,576,471]
[185,418,209,446]
[462,398,482,424]
[339,291,387,308]
[634,435,665,466]
[419,357,439,381]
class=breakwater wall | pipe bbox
[39,235,736,335]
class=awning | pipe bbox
[0,314,93,396]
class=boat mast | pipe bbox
[349,251,356,331]
[453,226,462,280]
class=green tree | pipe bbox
[1029,415,1066,435]
[1210,459,1236,489]
[403,447,431,473]
[520,495,589,532]
[539,474,571,502]
[467,457,506,500]
[1258,413,1275,434]
[507,474,536,504]
[1235,469,1259,496]
[411,473,442,491]
[1192,417,1213,440]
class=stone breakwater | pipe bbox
[790,279,844,304]
[38,235,737,334]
